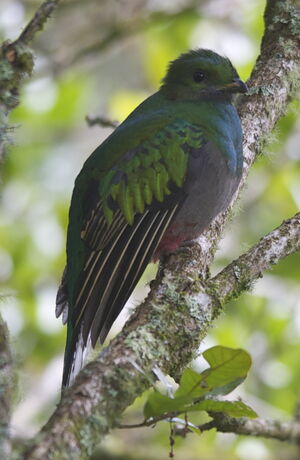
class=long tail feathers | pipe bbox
[59,205,178,388]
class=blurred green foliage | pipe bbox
[0,0,300,458]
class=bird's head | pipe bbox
[160,49,247,101]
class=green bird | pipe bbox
[56,49,247,387]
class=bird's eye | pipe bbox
[193,71,206,83]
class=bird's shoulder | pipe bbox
[77,92,205,179]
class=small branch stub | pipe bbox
[85,115,119,129]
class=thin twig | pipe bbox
[117,413,182,430]
[16,0,60,46]
[119,409,300,446]
[85,115,119,129]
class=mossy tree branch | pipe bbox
[210,212,300,308]
[198,412,300,444]
[0,0,60,158]
[0,0,60,457]
[21,0,300,459]
[0,319,13,459]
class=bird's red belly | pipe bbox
[153,231,185,261]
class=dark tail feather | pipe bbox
[56,267,69,324]
[80,211,151,346]
[61,205,178,387]
[61,218,137,387]
[98,207,177,343]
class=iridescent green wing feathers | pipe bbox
[92,119,202,226]
[58,119,204,387]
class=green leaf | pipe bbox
[207,378,246,397]
[190,398,257,418]
[203,345,251,370]
[144,392,188,419]
[144,346,254,420]
[201,346,252,393]
[174,368,207,399]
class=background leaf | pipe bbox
[201,346,252,392]
[144,346,254,420]
[191,399,257,418]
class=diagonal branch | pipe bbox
[210,212,300,310]
[199,412,300,444]
[22,0,300,459]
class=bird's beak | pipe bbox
[223,78,248,94]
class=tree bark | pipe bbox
[0,320,12,459]
[0,2,61,458]
[199,412,300,444]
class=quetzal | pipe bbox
[56,49,247,388]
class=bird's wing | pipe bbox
[57,117,204,387]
